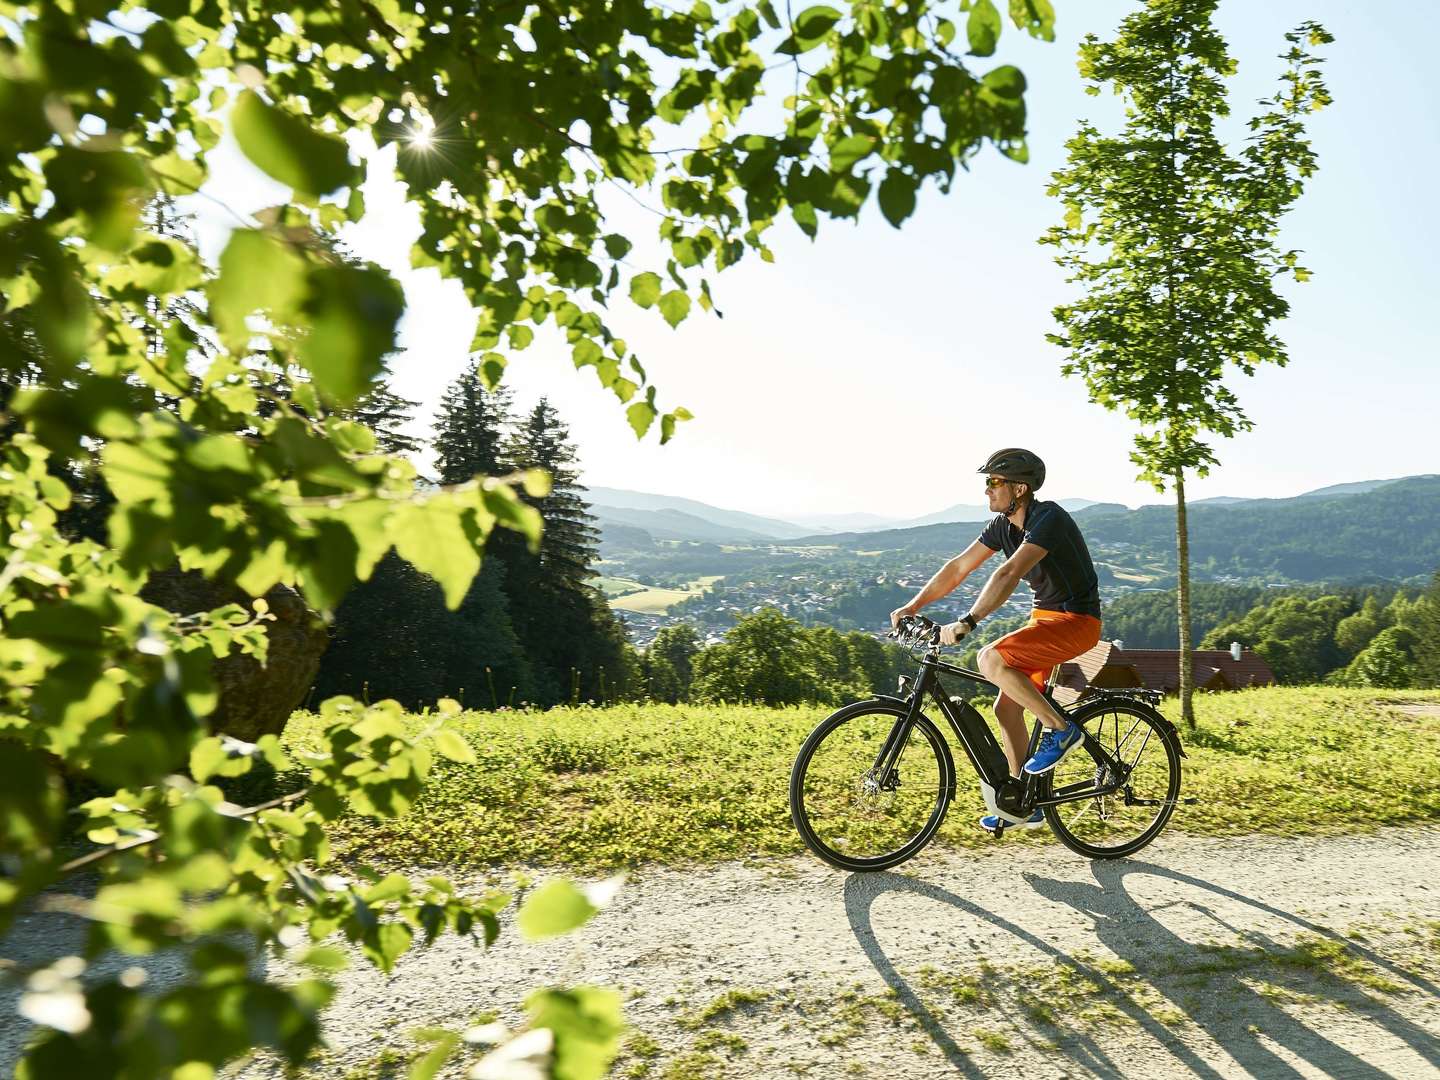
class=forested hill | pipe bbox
[777,476,1440,584]
[1079,476,1439,582]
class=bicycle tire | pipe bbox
[789,700,955,872]
[1040,697,1182,860]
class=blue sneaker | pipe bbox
[1023,721,1085,775]
[980,808,1045,832]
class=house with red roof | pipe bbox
[1050,640,1276,705]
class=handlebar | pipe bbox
[889,614,944,651]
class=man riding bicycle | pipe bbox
[890,448,1103,833]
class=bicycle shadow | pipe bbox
[844,860,1437,1078]
[843,872,1219,1079]
[1025,859,1440,1077]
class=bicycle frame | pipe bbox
[871,650,1136,826]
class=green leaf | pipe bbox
[478,352,507,390]
[393,498,481,609]
[433,728,476,765]
[108,236,203,295]
[828,134,875,173]
[525,987,624,1080]
[516,880,598,941]
[793,5,842,45]
[44,147,153,251]
[878,171,918,228]
[625,401,656,439]
[967,0,1002,56]
[297,264,405,405]
[982,65,1027,100]
[149,150,207,196]
[657,290,691,329]
[231,89,355,196]
[1008,0,1056,41]
[208,230,306,352]
[297,946,349,972]
[408,1030,460,1080]
[363,920,414,973]
[189,736,255,783]
[0,743,65,851]
[361,873,412,903]
[572,338,603,368]
[629,272,662,308]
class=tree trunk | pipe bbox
[1175,470,1195,728]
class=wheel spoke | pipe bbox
[792,708,951,870]
[1042,703,1180,857]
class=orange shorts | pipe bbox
[990,609,1103,691]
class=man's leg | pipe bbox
[992,691,1028,778]
[978,645,1071,732]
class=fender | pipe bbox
[1072,691,1188,758]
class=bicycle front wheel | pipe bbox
[789,701,955,872]
[1041,697,1182,859]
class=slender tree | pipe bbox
[1041,1,1332,725]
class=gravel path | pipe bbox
[7,828,1440,1078]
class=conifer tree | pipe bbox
[504,398,624,703]
[506,399,600,595]
[353,378,423,456]
[433,361,515,482]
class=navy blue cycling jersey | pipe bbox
[977,499,1102,619]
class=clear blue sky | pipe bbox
[192,1,1440,519]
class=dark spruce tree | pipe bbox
[352,378,423,456]
[314,363,533,708]
[504,398,629,704]
[433,359,514,481]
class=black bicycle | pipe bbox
[789,615,1189,871]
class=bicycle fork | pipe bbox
[867,695,926,791]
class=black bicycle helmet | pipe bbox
[977,447,1046,492]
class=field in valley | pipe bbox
[599,575,725,614]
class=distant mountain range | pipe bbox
[586,487,814,541]
[588,477,1431,547]
[587,487,1103,545]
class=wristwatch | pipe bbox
[960,612,978,632]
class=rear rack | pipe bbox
[1076,686,1163,709]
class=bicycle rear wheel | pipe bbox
[1041,698,1181,859]
[789,701,954,872]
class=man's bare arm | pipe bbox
[968,542,1047,622]
[891,539,996,626]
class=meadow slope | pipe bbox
[279,688,1440,872]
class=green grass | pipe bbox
[597,575,648,598]
[279,687,1440,871]
[606,575,724,614]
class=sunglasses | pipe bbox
[984,477,1011,489]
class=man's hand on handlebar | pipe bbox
[938,620,973,646]
[889,605,917,630]
[890,613,973,649]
